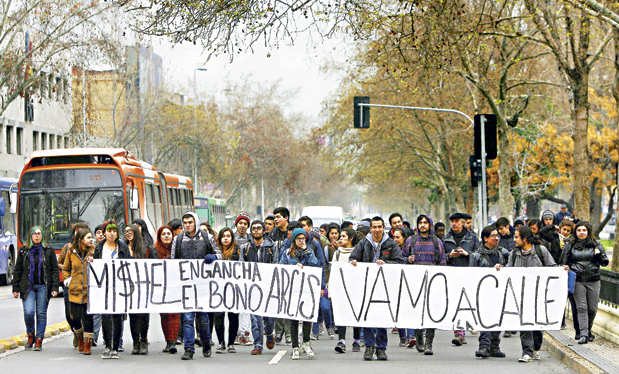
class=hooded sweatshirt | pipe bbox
[408,214,447,266]
[171,212,221,259]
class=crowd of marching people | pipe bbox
[12,205,609,363]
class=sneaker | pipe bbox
[266,335,275,350]
[275,333,283,345]
[518,354,532,363]
[101,348,112,359]
[503,332,512,338]
[327,328,335,339]
[91,341,97,347]
[475,348,490,358]
[490,349,506,358]
[251,346,262,355]
[291,347,300,360]
[195,338,203,347]
[399,337,408,347]
[117,346,124,352]
[203,347,212,357]
[470,330,479,335]
[352,342,361,352]
[407,337,417,348]
[181,350,194,360]
[588,332,595,342]
[335,341,346,353]
[391,328,399,334]
[216,343,226,354]
[375,348,388,361]
[239,336,251,346]
[110,350,119,359]
[227,345,236,353]
[301,342,315,358]
[363,346,375,361]
[452,336,464,346]
[310,333,319,341]
[532,351,541,360]
[285,338,292,346]
[462,337,467,344]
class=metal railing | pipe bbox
[600,269,619,308]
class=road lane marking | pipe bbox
[268,350,287,364]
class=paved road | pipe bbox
[0,315,576,373]
[0,285,66,339]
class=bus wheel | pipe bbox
[5,250,14,285]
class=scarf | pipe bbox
[28,245,44,294]
[452,229,466,246]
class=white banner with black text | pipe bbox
[87,259,322,322]
[329,263,568,331]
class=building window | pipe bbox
[57,135,62,149]
[33,131,38,151]
[41,133,47,150]
[6,125,12,154]
[40,72,46,97]
[56,77,61,101]
[16,127,22,155]
[49,134,53,149]
[48,74,53,100]
[63,79,69,104]
[64,136,69,148]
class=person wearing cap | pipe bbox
[350,216,405,361]
[555,204,572,223]
[280,228,320,360]
[234,212,251,246]
[443,212,477,347]
[539,210,563,264]
[171,212,222,360]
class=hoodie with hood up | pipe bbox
[171,212,221,260]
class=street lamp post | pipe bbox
[193,67,207,192]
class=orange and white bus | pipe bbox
[13,148,194,255]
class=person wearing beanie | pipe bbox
[541,210,555,228]
[234,212,251,247]
[280,228,320,360]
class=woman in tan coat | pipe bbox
[62,228,95,355]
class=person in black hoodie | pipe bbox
[12,226,59,351]
[94,220,129,359]
[132,218,154,248]
[538,212,563,264]
[561,221,609,345]
[496,217,515,252]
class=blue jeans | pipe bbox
[251,315,274,348]
[92,314,102,343]
[23,285,48,339]
[182,312,211,352]
[399,328,414,339]
[363,328,388,349]
[312,295,333,334]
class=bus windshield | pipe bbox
[19,169,125,248]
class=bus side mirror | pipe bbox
[0,197,5,216]
[130,188,139,210]
[9,192,17,214]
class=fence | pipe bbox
[600,269,619,308]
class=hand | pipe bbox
[350,259,357,267]
[299,242,307,250]
[563,265,570,271]
[88,257,94,263]
[297,263,304,269]
[13,292,19,298]
[203,254,217,264]
[376,260,385,265]
[63,277,72,288]
[594,247,600,255]
[51,291,58,297]
[460,249,469,257]
[450,250,459,258]
[408,255,415,263]
[494,264,501,271]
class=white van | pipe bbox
[301,206,344,227]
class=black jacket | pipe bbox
[561,241,609,282]
[350,233,405,264]
[242,236,275,263]
[12,246,60,300]
[442,229,477,267]
[538,225,562,264]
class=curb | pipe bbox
[542,333,604,374]
[0,320,68,352]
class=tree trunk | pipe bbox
[571,79,591,222]
[498,117,514,221]
[526,196,540,221]
[613,25,619,272]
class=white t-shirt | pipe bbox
[101,245,117,260]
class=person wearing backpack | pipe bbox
[171,212,222,360]
[407,214,447,355]
[470,226,509,359]
[495,225,559,363]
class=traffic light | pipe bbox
[353,96,370,129]
[474,114,497,160]
[470,155,482,188]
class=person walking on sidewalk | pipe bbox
[560,221,609,344]
[470,226,508,359]
[12,226,59,351]
[495,226,559,363]
[350,216,405,361]
[280,228,321,360]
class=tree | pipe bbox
[0,0,119,116]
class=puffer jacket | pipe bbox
[350,232,405,264]
[12,246,60,301]
[279,246,320,268]
[62,246,95,304]
[561,241,609,282]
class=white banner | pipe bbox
[87,260,322,322]
[329,263,568,331]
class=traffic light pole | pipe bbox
[356,102,487,229]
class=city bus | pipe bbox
[0,177,18,285]
[194,195,227,230]
[12,148,194,280]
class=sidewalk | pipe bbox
[544,324,619,374]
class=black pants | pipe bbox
[129,314,150,343]
[568,292,580,334]
[63,291,79,331]
[214,312,239,346]
[520,331,543,356]
[478,331,501,351]
[290,320,312,348]
[70,302,94,333]
[102,314,123,350]
[337,326,361,341]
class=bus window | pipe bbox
[154,185,162,228]
[145,183,156,228]
[175,189,182,218]
[1,190,15,234]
